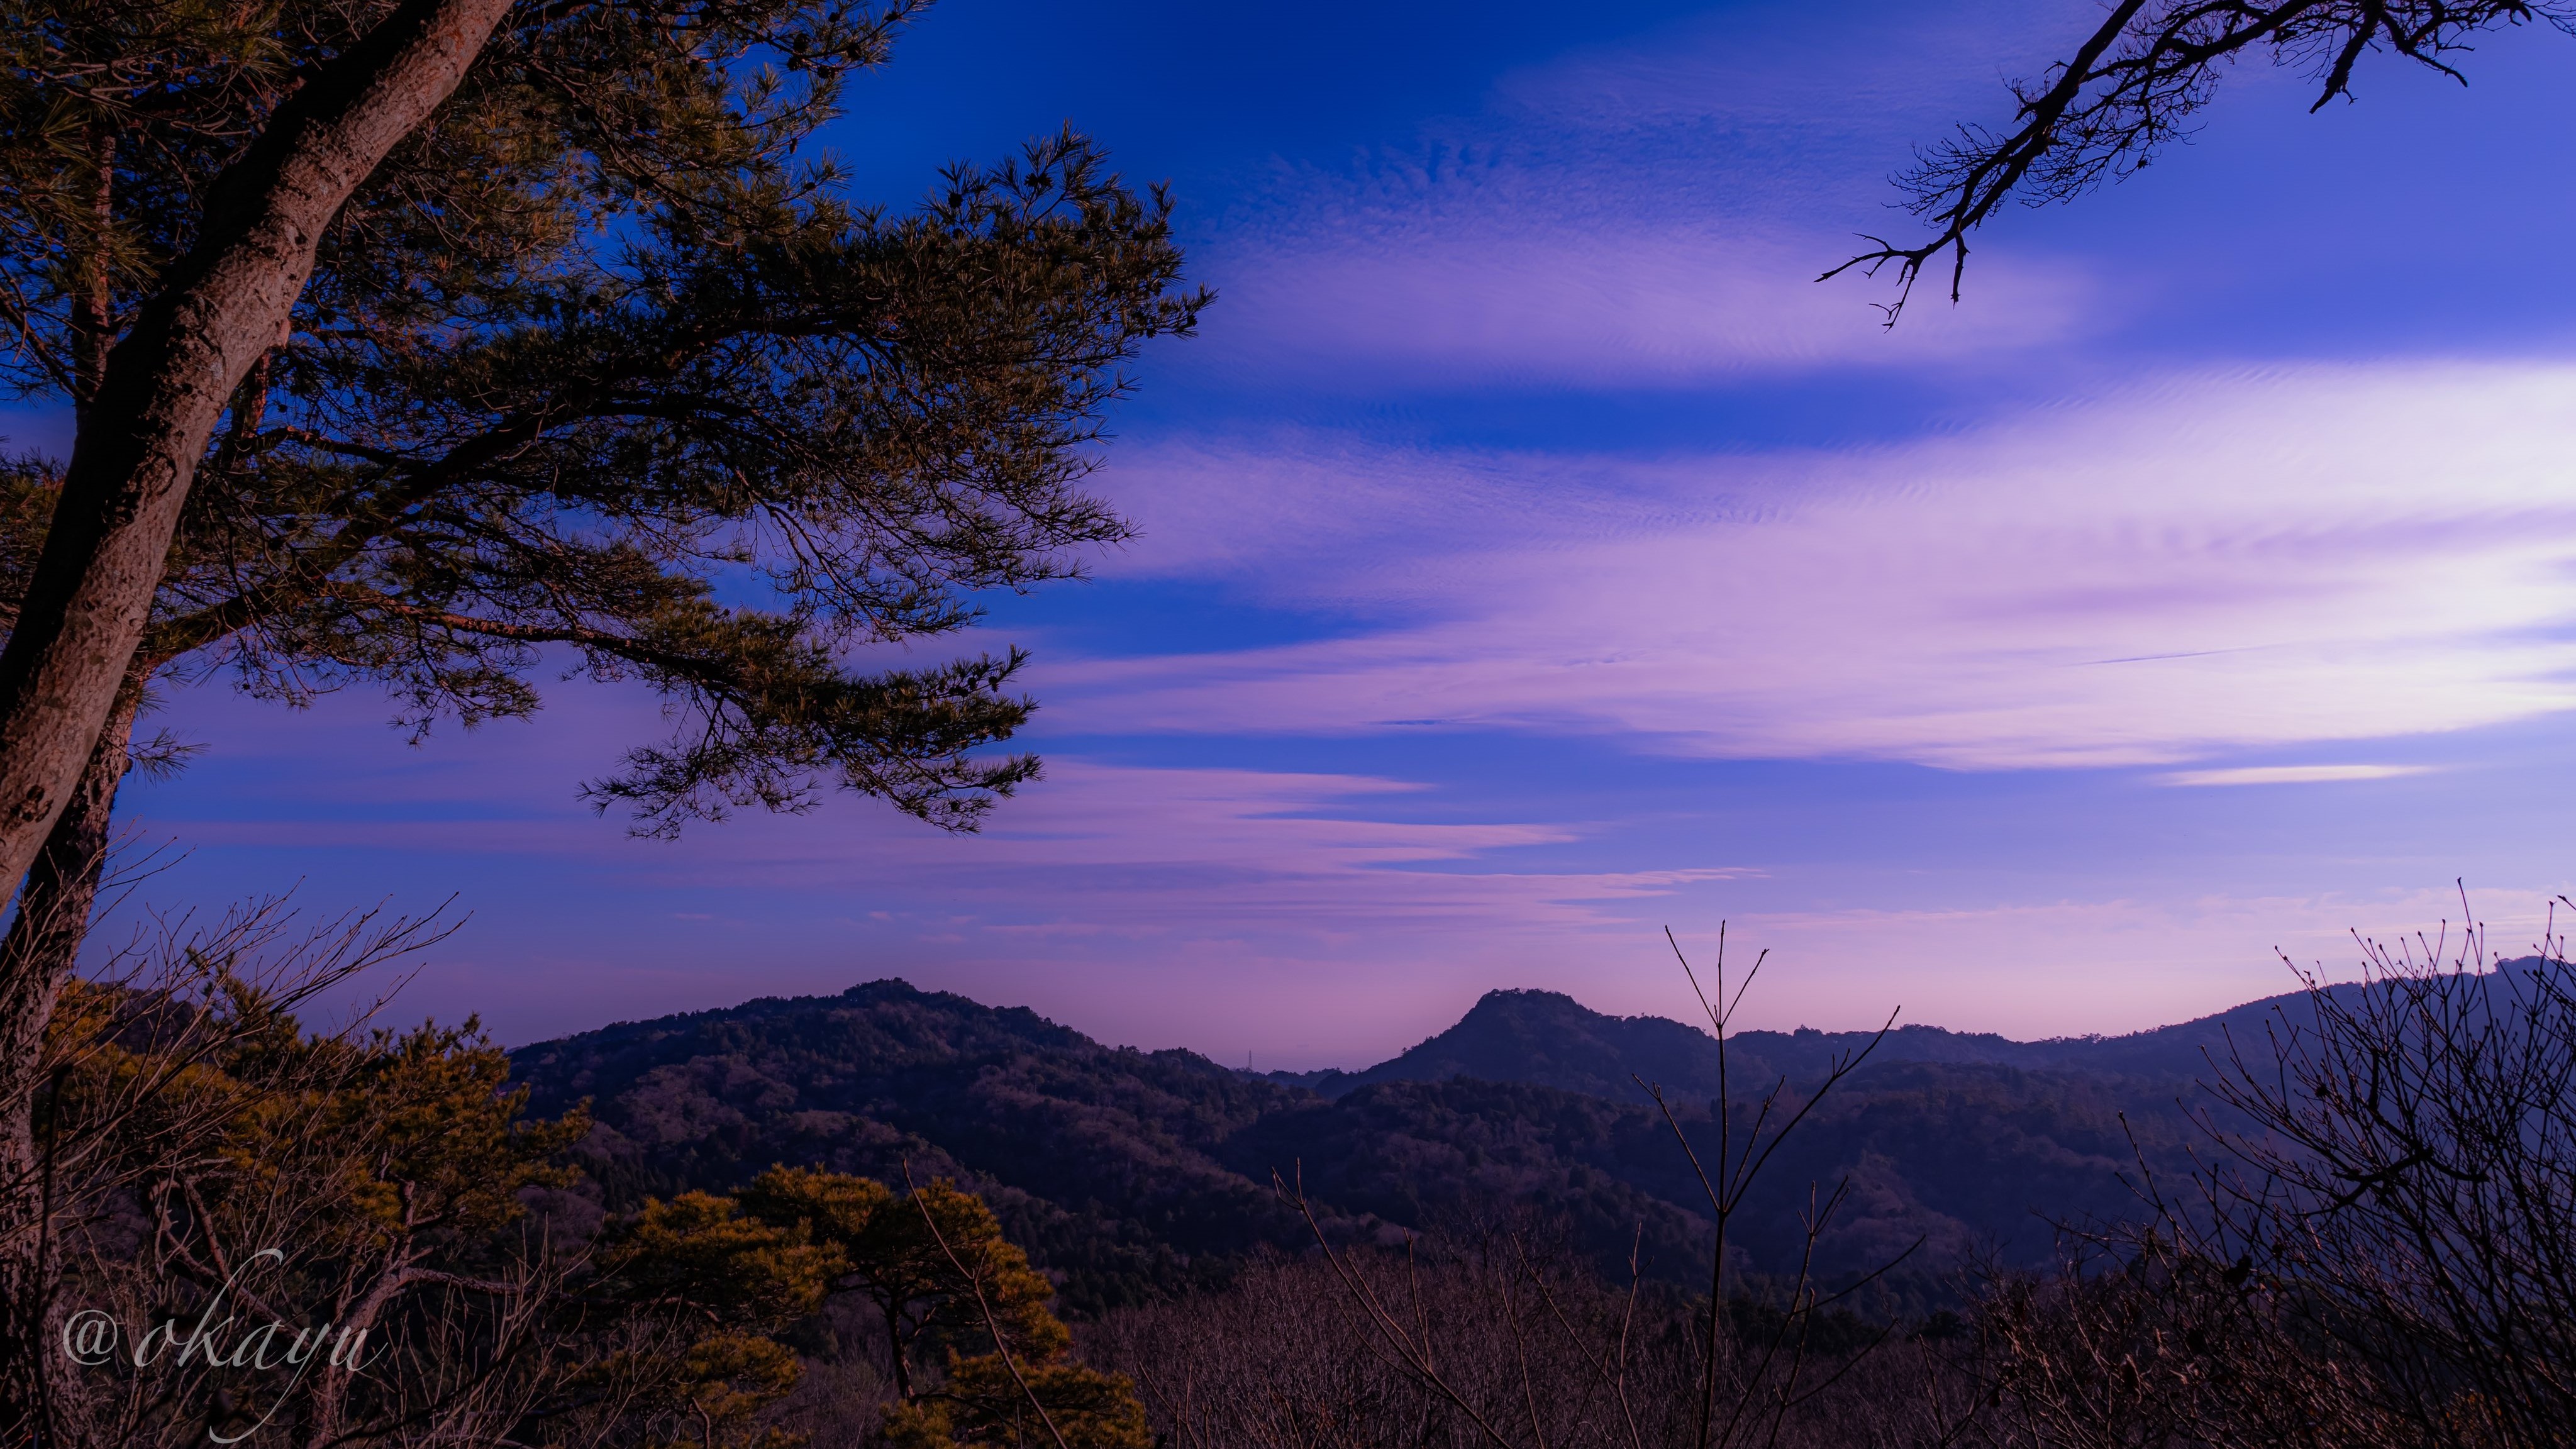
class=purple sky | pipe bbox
[44,0,2576,1065]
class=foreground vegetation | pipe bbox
[9,903,2569,1446]
[20,902,1148,1447]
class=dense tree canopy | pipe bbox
[0,0,1203,835]
[30,924,1145,1445]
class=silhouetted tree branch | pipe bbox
[1823,0,2576,323]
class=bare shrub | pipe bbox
[12,899,460,1445]
[1087,1243,1965,1449]
[1963,1231,2400,1449]
[2194,919,2576,1443]
[20,899,614,1449]
[1968,904,2576,1449]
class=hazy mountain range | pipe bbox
[507,972,2512,1313]
[1255,982,2315,1100]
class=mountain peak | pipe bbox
[1286,987,1726,1103]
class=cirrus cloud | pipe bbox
[1069,360,2576,770]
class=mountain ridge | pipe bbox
[1264,963,2547,1101]
[504,963,2545,1312]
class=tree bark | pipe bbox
[0,7,511,1435]
[0,685,138,1448]
[0,0,516,927]
[884,1300,918,1402]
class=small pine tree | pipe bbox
[740,1165,1149,1445]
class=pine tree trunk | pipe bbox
[0,0,516,991]
[0,687,138,1447]
[0,13,511,1435]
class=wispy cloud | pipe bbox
[2160,765,2433,787]
[134,684,1744,940]
[1204,222,2096,387]
[1187,0,2119,389]
[1076,361,2576,769]
[1485,0,2093,143]
[122,681,1769,1049]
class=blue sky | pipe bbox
[85,0,2576,1063]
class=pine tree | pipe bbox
[0,1,1205,1430]
[741,1165,1152,1446]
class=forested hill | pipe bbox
[506,978,2264,1314]
[509,980,1314,1311]
[1260,981,2319,1101]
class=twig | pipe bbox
[1273,1165,1520,1449]
[901,1161,1072,1449]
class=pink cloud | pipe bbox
[133,683,1750,939]
[115,648,2559,1059]
[1070,360,2576,769]
[121,688,1765,1055]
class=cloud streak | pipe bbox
[2160,765,2433,787]
[1205,223,2096,387]
[1075,361,2576,769]
[133,682,1743,942]
[1184,0,2129,388]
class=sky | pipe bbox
[66,0,2576,1064]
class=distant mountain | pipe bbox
[1263,986,2185,1102]
[1263,988,1758,1102]
[1270,965,2552,1103]
[506,976,2309,1311]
